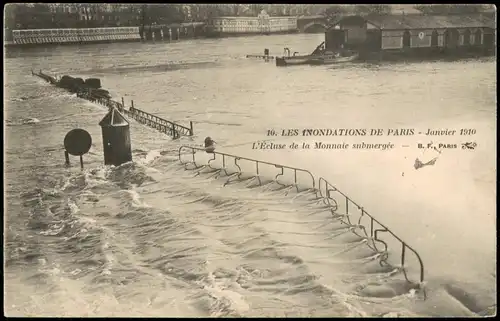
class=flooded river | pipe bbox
[4,33,496,317]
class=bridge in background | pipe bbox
[297,15,328,33]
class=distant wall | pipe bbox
[140,22,207,41]
[12,27,141,45]
[210,13,297,34]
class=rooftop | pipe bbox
[99,107,129,127]
[330,13,496,30]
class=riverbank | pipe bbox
[4,22,303,48]
[6,27,141,47]
[4,24,208,48]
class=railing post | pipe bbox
[64,150,70,165]
[401,243,406,267]
[131,100,134,109]
[190,121,194,136]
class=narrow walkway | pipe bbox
[32,70,194,139]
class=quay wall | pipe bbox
[140,22,207,41]
[7,23,209,47]
[6,15,316,47]
[11,27,141,46]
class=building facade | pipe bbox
[5,3,142,30]
[326,14,496,56]
[209,10,297,35]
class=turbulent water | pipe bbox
[4,34,497,317]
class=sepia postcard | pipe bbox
[3,3,497,317]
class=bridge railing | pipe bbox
[32,70,57,84]
[178,145,426,296]
[128,107,193,138]
[108,99,123,110]
[90,97,193,138]
[32,70,194,139]
[86,96,193,139]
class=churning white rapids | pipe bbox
[4,34,496,317]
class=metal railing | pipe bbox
[179,146,315,191]
[128,107,193,138]
[79,92,193,139]
[32,70,194,139]
[32,70,57,84]
[316,178,425,286]
[246,54,276,60]
[178,145,426,297]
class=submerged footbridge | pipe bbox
[177,147,427,298]
[32,69,426,300]
[32,70,193,139]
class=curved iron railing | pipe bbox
[178,146,315,192]
[178,145,426,297]
[316,177,425,286]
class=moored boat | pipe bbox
[275,55,314,67]
[275,42,326,67]
[308,51,359,65]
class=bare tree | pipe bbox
[146,4,184,24]
[353,5,391,16]
[205,4,225,22]
[231,4,241,16]
[321,5,348,24]
[250,4,262,16]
